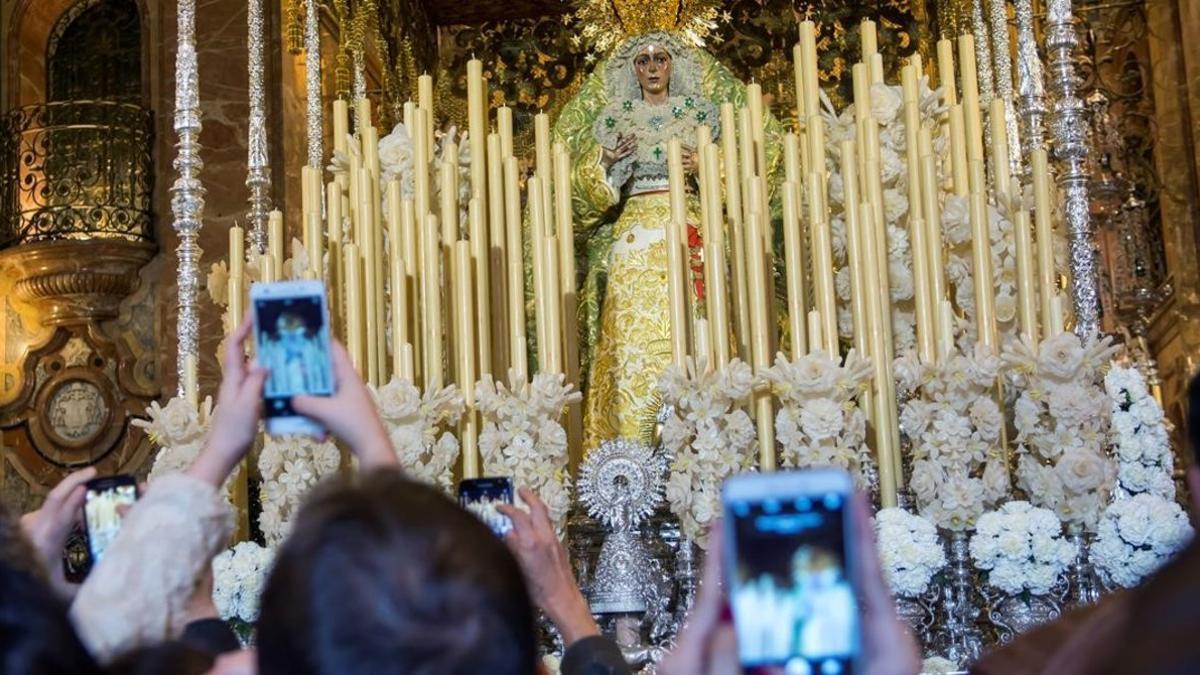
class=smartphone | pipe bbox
[251,280,335,436]
[82,475,139,567]
[723,469,860,675]
[458,477,514,536]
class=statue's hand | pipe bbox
[601,133,638,170]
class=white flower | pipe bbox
[1093,494,1193,588]
[798,398,845,441]
[869,83,903,125]
[875,508,946,597]
[1055,448,1111,495]
[971,501,1072,594]
[212,542,274,623]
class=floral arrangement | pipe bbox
[373,123,472,225]
[1004,332,1120,530]
[761,350,874,485]
[969,501,1075,595]
[371,376,464,491]
[257,435,342,546]
[900,344,1009,531]
[823,82,946,355]
[659,358,757,545]
[874,507,947,598]
[940,193,1024,348]
[212,541,274,624]
[1090,493,1193,589]
[1105,364,1175,499]
[476,370,581,530]
[138,396,212,480]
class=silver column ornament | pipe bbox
[1014,0,1047,170]
[304,0,323,169]
[1045,0,1101,336]
[971,0,997,106]
[246,0,271,255]
[171,0,205,395]
[987,0,1022,180]
[353,48,367,104]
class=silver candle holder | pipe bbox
[304,0,323,170]
[246,0,271,255]
[1014,0,1047,170]
[171,0,205,394]
[1045,0,1101,336]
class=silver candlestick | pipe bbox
[1014,0,1047,172]
[986,0,1021,180]
[1045,0,1101,336]
[246,0,271,254]
[304,0,323,170]
[171,0,205,395]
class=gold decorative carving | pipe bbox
[0,240,155,325]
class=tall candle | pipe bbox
[918,129,948,356]
[183,353,199,410]
[412,108,431,222]
[421,215,443,389]
[958,34,986,165]
[268,210,284,278]
[665,150,690,369]
[554,148,580,376]
[497,106,514,159]
[228,226,244,330]
[745,210,775,470]
[1031,149,1057,333]
[326,182,344,331]
[453,241,479,478]
[360,170,380,385]
[529,177,549,369]
[808,176,837,356]
[469,197,493,377]
[989,98,1013,200]
[440,144,459,244]
[938,299,957,360]
[949,104,970,196]
[701,144,730,366]
[859,202,898,507]
[937,38,958,107]
[807,310,824,355]
[534,113,554,235]
[542,237,563,374]
[401,197,420,382]
[861,20,878,64]
[799,22,820,119]
[333,99,350,156]
[1014,209,1039,345]
[1049,293,1065,335]
[487,133,508,377]
[721,103,750,361]
[344,242,365,374]
[840,140,870,362]
[747,82,767,177]
[402,100,414,133]
[969,163,998,350]
[503,157,528,380]
[355,97,372,133]
[782,182,808,358]
[418,74,434,156]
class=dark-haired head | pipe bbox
[257,468,538,675]
[0,560,102,675]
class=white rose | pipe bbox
[942,196,972,244]
[883,189,909,225]
[909,459,945,506]
[1037,333,1087,383]
[799,399,845,441]
[889,259,915,302]
[1055,449,1109,495]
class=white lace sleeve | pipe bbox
[70,472,234,664]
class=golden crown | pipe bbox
[573,0,723,54]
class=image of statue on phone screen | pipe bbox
[256,297,333,401]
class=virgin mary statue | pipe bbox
[552,29,781,450]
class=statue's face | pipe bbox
[633,45,672,96]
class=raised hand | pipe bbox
[601,133,638,169]
[20,467,96,598]
[496,487,598,646]
[291,340,396,469]
[186,314,267,488]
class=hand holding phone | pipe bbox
[82,475,139,567]
[251,280,334,436]
[458,477,514,536]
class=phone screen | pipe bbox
[727,486,858,674]
[253,288,334,423]
[83,478,138,564]
[458,477,514,536]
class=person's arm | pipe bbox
[19,466,96,599]
[70,317,266,664]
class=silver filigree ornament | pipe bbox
[1046,0,1101,336]
[304,0,323,169]
[171,0,205,394]
[1014,0,1047,174]
[578,440,668,617]
[579,438,667,531]
[246,0,272,254]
